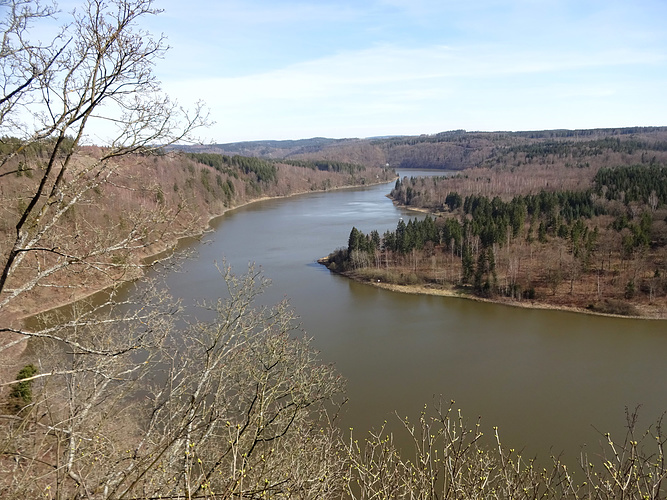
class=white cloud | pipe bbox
[166,42,663,105]
[20,0,667,143]
[151,1,667,141]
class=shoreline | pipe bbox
[352,193,667,321]
[0,178,395,378]
[3,177,396,329]
[317,258,666,321]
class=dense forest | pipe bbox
[324,162,667,317]
[186,126,667,173]
[0,147,392,323]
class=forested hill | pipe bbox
[320,127,667,318]
[178,126,667,171]
[0,147,392,322]
[179,137,360,159]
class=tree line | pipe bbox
[188,152,278,183]
[280,158,367,174]
[507,138,667,160]
[331,165,666,306]
[188,153,371,183]
[594,164,667,206]
[3,1,667,497]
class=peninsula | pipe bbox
[319,128,667,319]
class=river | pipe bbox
[154,171,667,466]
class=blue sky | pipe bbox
[88,1,667,142]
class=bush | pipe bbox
[9,364,38,411]
[589,299,639,317]
[404,272,422,285]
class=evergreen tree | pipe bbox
[370,230,381,251]
[383,230,396,252]
[462,245,474,284]
[445,192,462,211]
[474,251,487,292]
[441,218,462,255]
[395,219,407,253]
[487,247,498,290]
[538,222,547,243]
[348,227,362,254]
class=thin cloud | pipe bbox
[168,42,663,101]
[118,0,667,140]
[162,38,666,140]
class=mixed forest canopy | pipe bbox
[186,152,369,179]
[183,126,667,173]
[325,149,667,318]
[2,0,667,495]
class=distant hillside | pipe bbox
[319,126,667,319]
[178,126,667,172]
[0,148,393,321]
[178,137,360,159]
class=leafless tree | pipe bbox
[0,264,347,499]
[346,401,667,500]
[346,400,577,500]
[648,191,659,213]
[0,0,208,349]
[0,3,350,497]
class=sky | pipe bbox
[77,1,667,142]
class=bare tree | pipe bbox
[0,0,208,348]
[0,3,351,498]
[345,400,576,500]
[0,0,60,137]
[0,264,347,499]
[346,401,667,500]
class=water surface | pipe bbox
[158,172,667,465]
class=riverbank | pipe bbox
[317,258,667,320]
[378,171,667,320]
[2,175,396,332]
[0,176,395,391]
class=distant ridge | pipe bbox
[176,137,359,159]
[175,126,667,171]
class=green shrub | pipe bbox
[9,364,38,411]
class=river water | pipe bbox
[156,171,666,466]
